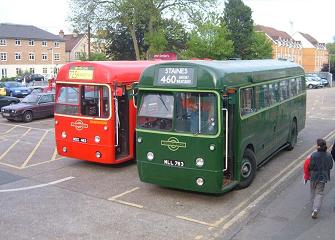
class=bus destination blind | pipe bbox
[69,66,94,80]
[156,67,196,87]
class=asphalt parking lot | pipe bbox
[0,87,335,240]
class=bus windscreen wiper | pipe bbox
[158,94,169,111]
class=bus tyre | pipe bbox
[286,121,297,151]
[23,111,33,123]
[237,149,256,189]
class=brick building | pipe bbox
[0,23,65,79]
[255,25,328,73]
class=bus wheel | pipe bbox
[237,148,256,189]
[286,120,297,151]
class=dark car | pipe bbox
[0,96,21,109]
[0,81,31,97]
[16,74,45,83]
[1,92,55,122]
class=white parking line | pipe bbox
[0,176,75,193]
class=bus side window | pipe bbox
[240,87,255,116]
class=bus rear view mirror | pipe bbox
[116,87,124,96]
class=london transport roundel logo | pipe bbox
[71,120,88,131]
[161,137,187,151]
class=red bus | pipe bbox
[54,61,155,164]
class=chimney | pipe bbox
[59,30,64,38]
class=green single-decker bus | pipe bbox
[136,60,306,194]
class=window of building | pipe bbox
[42,53,48,60]
[16,68,22,76]
[29,53,35,60]
[0,39,6,46]
[30,68,35,74]
[15,52,22,60]
[43,68,48,74]
[75,52,81,60]
[0,52,7,61]
[28,39,35,46]
[54,53,60,61]
[54,41,60,48]
[1,69,7,79]
[15,39,21,46]
[42,41,47,47]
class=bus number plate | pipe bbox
[163,159,184,167]
[73,137,87,143]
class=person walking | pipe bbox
[331,140,335,160]
[309,138,333,219]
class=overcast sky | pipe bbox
[0,0,333,43]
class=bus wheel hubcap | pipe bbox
[241,161,251,178]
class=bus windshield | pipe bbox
[138,92,217,135]
[55,84,110,118]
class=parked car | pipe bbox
[0,81,32,97]
[1,92,55,122]
[306,77,323,89]
[306,73,329,87]
[16,74,45,83]
[0,96,21,109]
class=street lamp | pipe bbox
[48,48,54,77]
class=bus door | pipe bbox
[222,92,235,182]
[114,83,129,159]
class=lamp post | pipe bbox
[48,48,54,77]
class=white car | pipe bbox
[306,77,323,89]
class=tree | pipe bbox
[182,20,234,60]
[223,0,254,59]
[69,0,217,60]
[248,31,273,59]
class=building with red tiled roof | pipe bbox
[292,32,328,72]
[255,25,303,66]
[59,30,88,62]
[255,25,328,73]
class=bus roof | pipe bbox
[139,59,305,89]
[56,61,159,84]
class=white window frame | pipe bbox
[0,39,6,46]
[29,52,35,60]
[15,52,22,60]
[74,52,81,60]
[16,68,22,76]
[15,39,21,46]
[30,68,35,74]
[1,68,7,78]
[54,41,60,48]
[42,53,48,60]
[28,39,35,46]
[42,41,47,47]
[43,68,48,74]
[0,52,7,61]
[54,53,60,61]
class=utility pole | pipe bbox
[88,24,91,60]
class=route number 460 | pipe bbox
[160,75,177,84]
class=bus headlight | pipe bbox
[94,136,101,143]
[61,131,67,139]
[55,120,58,125]
[147,152,154,161]
[196,177,204,186]
[104,126,108,131]
[137,137,143,143]
[209,144,215,151]
[62,147,67,153]
[96,151,102,158]
[195,158,204,167]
